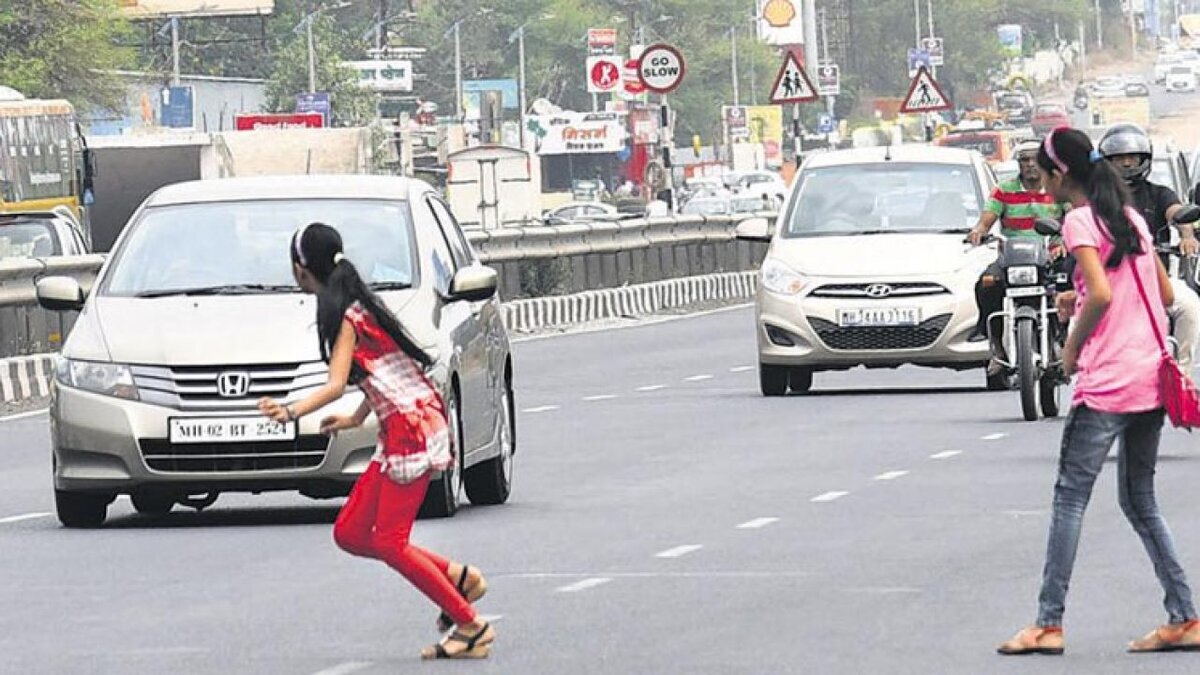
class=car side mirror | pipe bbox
[1175,204,1200,225]
[735,217,773,243]
[449,265,498,302]
[1033,218,1062,237]
[36,276,85,312]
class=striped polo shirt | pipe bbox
[986,178,1065,238]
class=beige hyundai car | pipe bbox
[737,146,998,396]
[37,175,515,527]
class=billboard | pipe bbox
[344,60,414,93]
[525,113,627,155]
[758,0,805,46]
[234,112,324,131]
[119,1,275,18]
[746,105,784,166]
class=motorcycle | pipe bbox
[985,218,1070,421]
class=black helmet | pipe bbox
[1098,123,1153,183]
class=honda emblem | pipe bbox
[216,372,251,398]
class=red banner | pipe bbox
[234,112,325,131]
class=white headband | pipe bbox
[293,223,312,267]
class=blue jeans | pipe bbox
[1037,405,1198,627]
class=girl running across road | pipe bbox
[997,128,1200,656]
[258,222,495,660]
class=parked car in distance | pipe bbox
[680,197,733,216]
[1167,65,1197,93]
[0,211,89,259]
[996,91,1035,126]
[1090,76,1126,98]
[38,175,516,527]
[1123,76,1151,97]
[542,201,622,226]
[1031,103,1072,136]
[1156,53,1182,83]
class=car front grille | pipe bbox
[808,314,952,351]
[809,282,949,299]
[131,362,327,412]
[139,436,330,473]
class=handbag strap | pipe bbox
[1116,215,1171,358]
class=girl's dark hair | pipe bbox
[291,223,432,380]
[1037,127,1140,267]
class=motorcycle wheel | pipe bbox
[1039,376,1061,418]
[1017,318,1039,422]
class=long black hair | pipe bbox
[291,223,432,381]
[1037,127,1140,267]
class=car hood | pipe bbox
[72,292,417,366]
[770,233,994,278]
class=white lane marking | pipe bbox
[981,432,1007,441]
[582,394,618,402]
[504,571,809,580]
[811,491,850,503]
[636,384,666,392]
[311,662,373,675]
[478,614,505,623]
[874,470,910,481]
[736,517,780,530]
[929,450,963,460]
[521,405,560,414]
[556,577,613,593]
[0,512,51,524]
[655,544,704,559]
[729,366,755,373]
[512,302,753,343]
[0,408,49,424]
[684,374,714,382]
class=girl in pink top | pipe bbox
[999,129,1200,656]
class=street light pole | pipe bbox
[517,26,527,149]
[914,0,922,48]
[1096,0,1104,49]
[731,25,740,107]
[306,15,317,93]
[454,21,463,122]
[926,0,937,79]
[170,17,182,87]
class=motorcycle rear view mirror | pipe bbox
[1174,204,1200,225]
[1033,218,1062,237]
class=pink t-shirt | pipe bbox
[1063,205,1166,413]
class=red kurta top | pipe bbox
[345,302,452,484]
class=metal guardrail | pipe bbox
[0,254,106,357]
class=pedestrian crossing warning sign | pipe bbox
[769,51,819,105]
[900,66,952,113]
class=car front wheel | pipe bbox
[760,363,789,397]
[56,489,109,528]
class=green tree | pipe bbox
[0,0,133,110]
[263,12,378,126]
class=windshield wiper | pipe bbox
[370,281,413,291]
[134,284,300,298]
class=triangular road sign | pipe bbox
[769,51,819,104]
[900,66,952,113]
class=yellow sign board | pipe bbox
[119,0,274,18]
[745,105,784,166]
[1092,97,1152,130]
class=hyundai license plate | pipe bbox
[837,307,920,327]
[169,417,296,444]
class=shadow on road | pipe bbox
[795,386,986,397]
[103,505,343,529]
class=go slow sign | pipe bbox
[637,44,686,94]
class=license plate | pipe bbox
[837,307,920,327]
[1006,286,1045,298]
[168,417,296,444]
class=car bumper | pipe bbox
[755,279,988,371]
[50,385,377,495]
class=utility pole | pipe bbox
[170,17,182,87]
[819,6,834,115]
[1080,20,1088,81]
[306,15,317,92]
[926,0,937,79]
[800,0,819,159]
[748,1,758,105]
[376,0,388,51]
[453,21,463,121]
[1096,0,1104,49]
[914,0,922,48]
[1130,4,1138,58]
[731,25,740,107]
[516,26,527,148]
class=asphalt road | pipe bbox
[4,305,1200,674]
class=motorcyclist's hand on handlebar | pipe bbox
[1056,290,1077,323]
[1049,242,1067,261]
[1182,236,1200,257]
[967,228,986,246]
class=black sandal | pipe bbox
[421,622,493,660]
[436,565,487,633]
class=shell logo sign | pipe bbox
[757,0,804,46]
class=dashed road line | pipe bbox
[582,394,618,402]
[981,432,1007,441]
[729,366,755,373]
[0,512,51,524]
[311,661,373,675]
[736,517,780,530]
[655,545,704,559]
[556,577,613,593]
[684,374,714,382]
[636,385,667,392]
[930,450,963,460]
[874,470,910,481]
[521,405,560,414]
[811,491,850,503]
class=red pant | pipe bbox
[333,462,475,626]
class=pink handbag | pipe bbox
[1129,254,1200,429]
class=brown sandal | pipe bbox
[436,565,488,633]
[997,626,1065,656]
[421,622,494,660]
[1129,619,1200,653]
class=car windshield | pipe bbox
[783,162,982,238]
[681,199,731,215]
[0,218,58,259]
[103,199,417,297]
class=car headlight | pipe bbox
[1006,265,1039,286]
[761,258,810,296]
[56,359,139,401]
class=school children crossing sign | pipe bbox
[900,66,952,113]
[769,51,818,104]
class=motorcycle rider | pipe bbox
[968,140,1068,373]
[1055,123,1200,371]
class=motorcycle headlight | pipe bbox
[1006,265,1039,286]
[56,359,139,401]
[761,258,810,296]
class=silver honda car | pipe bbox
[37,175,515,527]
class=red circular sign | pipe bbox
[590,59,620,92]
[637,44,686,94]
